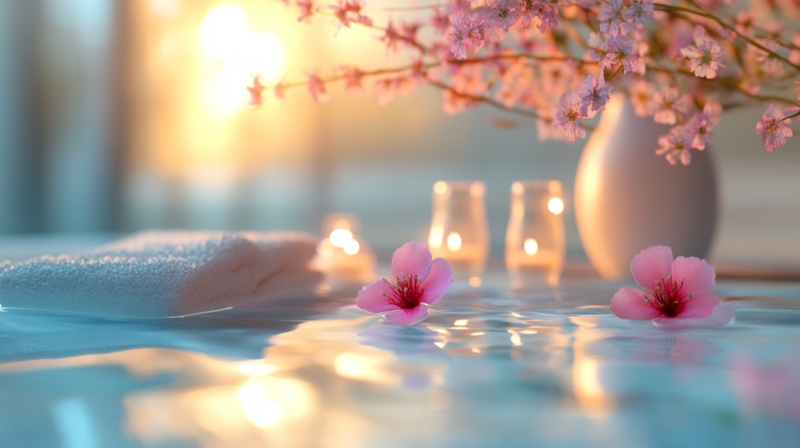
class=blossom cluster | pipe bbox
[247,0,800,161]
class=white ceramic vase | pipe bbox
[575,95,718,279]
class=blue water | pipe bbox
[1,279,800,448]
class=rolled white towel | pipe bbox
[0,230,323,317]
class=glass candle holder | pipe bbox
[428,181,489,285]
[315,213,376,285]
[506,181,565,288]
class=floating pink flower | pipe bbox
[356,241,453,326]
[680,26,726,79]
[656,125,693,166]
[339,65,367,97]
[756,104,794,152]
[578,72,613,116]
[686,104,715,150]
[610,246,731,329]
[305,68,331,103]
[551,92,587,142]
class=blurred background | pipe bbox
[0,0,798,267]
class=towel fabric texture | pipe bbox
[0,231,322,317]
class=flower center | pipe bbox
[383,273,424,309]
[644,276,691,317]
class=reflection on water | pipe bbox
[0,281,800,447]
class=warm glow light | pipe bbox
[199,4,248,60]
[471,348,481,353]
[447,232,462,251]
[454,319,468,327]
[524,238,539,256]
[242,32,286,85]
[237,363,276,376]
[330,229,354,248]
[548,197,564,215]
[317,238,335,257]
[343,239,360,255]
[238,382,284,428]
[470,183,484,197]
[511,182,524,195]
[509,331,522,346]
[434,341,447,348]
[470,332,485,336]
[469,276,482,287]
[434,181,448,195]
[428,226,443,248]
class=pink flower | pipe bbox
[339,65,367,97]
[686,104,715,150]
[356,241,453,326]
[680,26,726,79]
[305,68,331,103]
[489,0,520,35]
[656,125,693,166]
[629,79,656,117]
[756,104,794,152]
[382,20,402,53]
[331,0,371,34]
[599,0,630,37]
[752,39,782,74]
[623,0,654,32]
[526,0,559,34]
[604,36,637,73]
[551,92,587,142]
[448,12,470,59]
[246,74,266,107]
[652,86,691,125]
[578,72,613,115]
[296,0,314,23]
[610,246,728,329]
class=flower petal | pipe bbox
[678,292,720,318]
[610,287,661,320]
[671,256,715,296]
[653,301,734,331]
[384,305,428,326]
[420,258,453,304]
[356,279,400,313]
[391,241,432,280]
[631,246,674,292]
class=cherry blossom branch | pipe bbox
[428,80,551,122]
[654,3,800,71]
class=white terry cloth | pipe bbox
[0,231,323,317]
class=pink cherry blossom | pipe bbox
[331,0,372,34]
[551,92,587,142]
[629,79,656,117]
[685,104,715,150]
[680,26,726,79]
[339,66,367,97]
[622,0,654,32]
[356,241,453,326]
[604,36,637,73]
[448,12,470,59]
[752,39,782,74]
[610,246,727,328]
[599,0,630,37]
[756,104,794,152]
[490,0,521,35]
[524,0,559,34]
[578,72,613,115]
[652,86,691,125]
[296,0,314,23]
[246,74,266,107]
[656,125,694,165]
[304,68,331,103]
